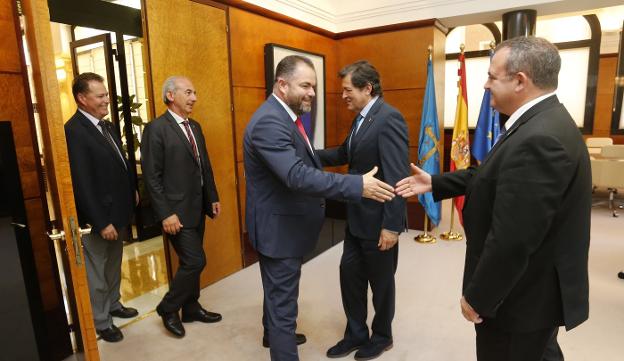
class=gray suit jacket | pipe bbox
[141,111,219,228]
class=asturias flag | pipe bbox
[472,51,500,162]
[450,52,470,225]
[417,59,441,226]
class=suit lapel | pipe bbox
[349,98,383,158]
[76,111,127,171]
[164,111,200,167]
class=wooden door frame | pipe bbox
[22,0,100,359]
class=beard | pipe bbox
[285,93,313,116]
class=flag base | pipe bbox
[439,231,463,241]
[414,233,436,244]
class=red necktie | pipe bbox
[295,117,312,150]
[182,120,200,162]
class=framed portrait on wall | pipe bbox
[264,43,326,149]
[611,20,624,135]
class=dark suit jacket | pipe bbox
[432,95,590,332]
[243,95,363,258]
[317,98,409,240]
[141,111,219,229]
[65,111,134,233]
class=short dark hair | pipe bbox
[274,55,314,82]
[72,72,104,102]
[338,60,382,97]
[495,36,560,90]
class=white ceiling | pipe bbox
[243,0,624,32]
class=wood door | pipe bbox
[143,0,243,286]
[21,0,100,360]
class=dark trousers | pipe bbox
[340,228,398,345]
[158,223,206,314]
[259,254,302,361]
[542,328,564,361]
[475,322,558,361]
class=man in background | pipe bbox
[65,72,138,342]
[142,76,221,338]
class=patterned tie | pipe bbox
[295,117,312,151]
[182,120,200,163]
[98,120,126,169]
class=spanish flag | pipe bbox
[450,51,471,225]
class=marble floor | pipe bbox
[92,198,624,361]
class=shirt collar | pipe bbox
[272,93,298,122]
[358,96,379,119]
[505,91,556,131]
[78,108,103,128]
[168,109,188,124]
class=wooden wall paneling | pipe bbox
[593,55,617,136]
[0,0,21,72]
[325,92,341,148]
[233,86,266,160]
[228,7,339,92]
[144,0,242,286]
[433,26,447,170]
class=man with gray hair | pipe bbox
[142,76,221,338]
[396,36,591,361]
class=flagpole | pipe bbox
[415,214,436,244]
[439,200,463,241]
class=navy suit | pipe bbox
[317,98,409,345]
[65,110,134,329]
[244,95,362,361]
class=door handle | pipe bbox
[69,217,83,267]
[11,222,26,228]
[47,228,65,241]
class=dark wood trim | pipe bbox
[192,0,227,10]
[446,50,492,60]
[48,0,142,37]
[555,39,592,50]
[0,70,23,75]
[600,53,618,59]
[580,14,601,135]
[484,22,501,44]
[334,19,437,39]
[611,20,624,135]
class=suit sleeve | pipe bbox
[140,123,173,222]
[379,111,409,232]
[65,125,109,232]
[463,134,574,317]
[431,167,477,201]
[317,136,349,167]
[251,114,362,201]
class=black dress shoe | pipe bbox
[262,333,306,348]
[157,307,185,337]
[96,324,123,342]
[326,339,366,358]
[181,308,222,323]
[110,305,139,318]
[354,341,393,361]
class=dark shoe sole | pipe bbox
[354,344,393,361]
[110,310,139,318]
[181,316,222,323]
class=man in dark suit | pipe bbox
[243,55,396,361]
[318,61,408,360]
[396,37,590,361]
[141,76,221,338]
[65,72,138,343]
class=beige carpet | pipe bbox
[98,199,624,361]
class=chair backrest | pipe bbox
[600,145,624,159]
[586,137,613,147]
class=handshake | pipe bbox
[362,163,432,202]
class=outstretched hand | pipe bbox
[395,163,432,198]
[362,166,395,202]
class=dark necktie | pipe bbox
[98,120,126,169]
[349,114,364,150]
[493,125,507,146]
[295,117,312,151]
[182,120,200,163]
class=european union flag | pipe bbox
[472,53,500,162]
[417,59,441,226]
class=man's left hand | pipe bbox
[378,229,398,251]
[460,296,483,324]
[212,202,221,218]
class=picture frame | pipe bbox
[264,43,326,149]
[611,20,624,135]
